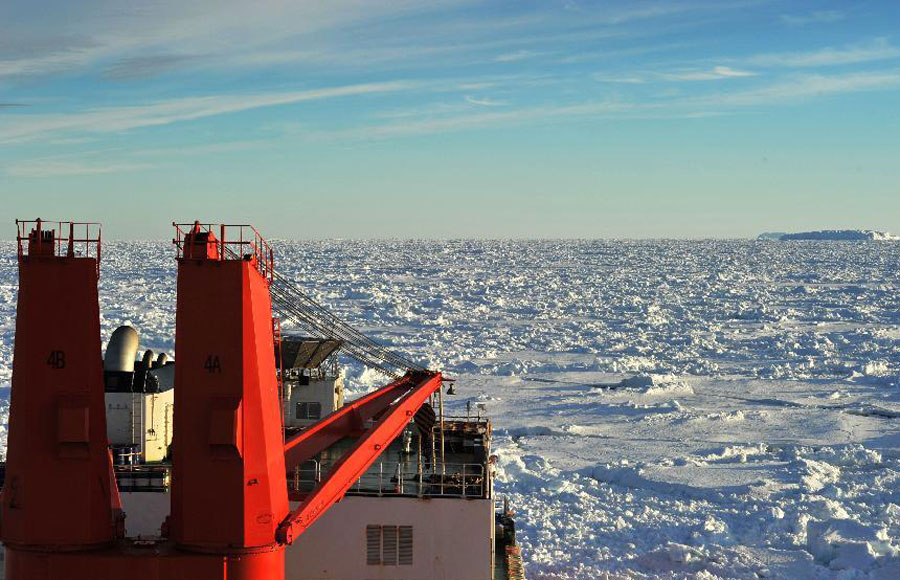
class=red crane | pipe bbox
[0,220,442,580]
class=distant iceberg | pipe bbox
[759,230,900,241]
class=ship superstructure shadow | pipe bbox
[0,220,524,580]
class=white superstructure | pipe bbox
[279,337,344,429]
[103,326,175,464]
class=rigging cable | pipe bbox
[219,243,422,378]
[268,269,424,378]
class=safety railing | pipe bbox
[172,222,275,282]
[288,459,487,499]
[113,464,171,493]
[15,219,102,274]
[280,364,340,382]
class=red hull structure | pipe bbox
[1,221,120,554]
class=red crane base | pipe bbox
[4,543,284,580]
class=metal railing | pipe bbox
[172,222,275,282]
[113,465,170,493]
[15,219,102,274]
[289,459,487,499]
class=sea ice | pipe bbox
[1,239,899,579]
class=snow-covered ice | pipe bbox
[2,239,900,579]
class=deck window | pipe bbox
[295,401,322,420]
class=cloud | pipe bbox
[694,70,900,107]
[747,38,900,68]
[310,101,638,140]
[662,66,757,81]
[103,54,198,80]
[464,95,506,106]
[495,50,542,63]
[4,138,264,178]
[0,81,417,143]
[48,137,97,145]
[316,69,900,141]
[0,0,781,85]
[5,161,153,177]
[780,11,845,26]
[0,33,102,77]
[8,67,897,149]
[593,75,645,84]
[0,103,29,108]
[2,0,896,154]
[594,66,755,86]
[0,1,477,79]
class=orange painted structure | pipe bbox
[1,219,443,580]
[1,220,119,551]
[169,222,288,575]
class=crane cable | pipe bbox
[269,269,424,379]
[217,243,423,379]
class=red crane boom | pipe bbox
[278,370,442,544]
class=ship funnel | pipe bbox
[105,326,140,372]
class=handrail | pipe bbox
[15,218,102,276]
[172,222,275,283]
[289,460,487,499]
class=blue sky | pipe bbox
[1,0,899,239]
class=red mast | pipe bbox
[2,220,120,559]
[169,222,288,576]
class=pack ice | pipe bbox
[1,239,899,580]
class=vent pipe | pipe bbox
[104,326,140,372]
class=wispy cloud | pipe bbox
[7,67,899,151]
[495,50,542,63]
[2,0,899,166]
[5,138,265,178]
[373,102,473,120]
[0,81,417,143]
[311,101,637,140]
[747,38,900,68]
[694,69,900,107]
[0,1,479,79]
[593,74,645,84]
[0,0,780,86]
[103,54,198,80]
[604,66,757,84]
[48,137,97,145]
[5,160,153,177]
[662,66,757,81]
[0,34,103,77]
[464,95,506,106]
[316,69,900,140]
[780,10,845,27]
[134,140,266,157]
